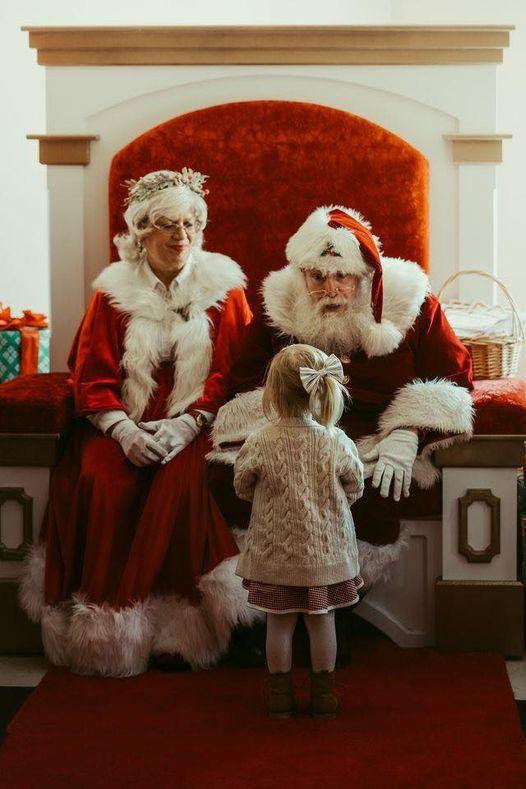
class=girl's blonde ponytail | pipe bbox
[262,343,347,427]
[309,373,345,427]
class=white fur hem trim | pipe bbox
[358,525,411,588]
[18,545,260,677]
[18,542,46,622]
[68,596,153,677]
[411,431,472,489]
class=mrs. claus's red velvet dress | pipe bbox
[20,251,260,677]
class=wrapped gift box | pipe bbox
[0,306,50,382]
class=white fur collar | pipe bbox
[93,251,245,320]
[262,257,429,358]
[93,251,246,420]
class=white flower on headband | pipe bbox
[123,168,209,206]
[299,354,345,394]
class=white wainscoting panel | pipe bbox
[355,519,442,647]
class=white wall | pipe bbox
[390,0,526,327]
[1,0,524,319]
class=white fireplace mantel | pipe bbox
[23,25,513,370]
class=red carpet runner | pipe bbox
[1,635,525,788]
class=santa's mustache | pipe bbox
[315,297,349,311]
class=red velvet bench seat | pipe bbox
[1,373,524,657]
[0,373,525,459]
[0,374,73,467]
[1,372,524,519]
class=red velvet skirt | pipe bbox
[41,364,239,609]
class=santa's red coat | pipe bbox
[209,259,474,553]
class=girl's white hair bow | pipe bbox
[299,354,345,394]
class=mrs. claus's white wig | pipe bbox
[113,169,209,265]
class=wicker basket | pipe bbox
[437,269,525,380]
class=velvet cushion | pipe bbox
[0,373,73,434]
[0,374,524,440]
[472,377,526,434]
[109,101,429,304]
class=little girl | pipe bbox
[234,343,364,719]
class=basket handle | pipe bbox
[437,269,525,342]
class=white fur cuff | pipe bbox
[210,388,267,449]
[378,378,474,439]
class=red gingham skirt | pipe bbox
[242,575,364,615]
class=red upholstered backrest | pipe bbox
[109,101,429,304]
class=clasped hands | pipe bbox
[112,414,199,467]
[361,428,419,502]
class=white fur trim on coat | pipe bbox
[207,388,267,464]
[223,524,407,595]
[286,204,380,276]
[93,251,245,421]
[18,543,260,677]
[352,378,474,489]
[263,256,429,358]
[358,525,411,589]
[378,378,474,439]
[209,379,473,490]
[68,596,153,677]
[18,542,46,623]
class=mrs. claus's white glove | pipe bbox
[361,428,419,502]
[111,419,167,467]
[139,414,199,465]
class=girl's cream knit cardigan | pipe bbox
[234,416,364,586]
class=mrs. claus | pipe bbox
[20,169,259,677]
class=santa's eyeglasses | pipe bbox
[300,268,357,288]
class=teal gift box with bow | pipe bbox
[0,305,50,382]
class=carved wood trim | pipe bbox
[458,488,500,563]
[443,134,512,164]
[434,435,526,468]
[21,25,513,66]
[27,135,99,166]
[0,578,43,652]
[0,434,65,467]
[435,578,524,657]
[0,487,33,561]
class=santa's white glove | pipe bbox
[361,428,419,501]
[111,419,167,467]
[139,414,199,465]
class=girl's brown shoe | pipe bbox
[310,670,338,719]
[265,671,296,718]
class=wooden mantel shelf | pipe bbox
[22,25,513,66]
[27,134,100,166]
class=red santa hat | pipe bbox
[286,205,383,322]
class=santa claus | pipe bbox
[208,206,474,586]
[19,168,260,677]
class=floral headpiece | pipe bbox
[123,168,209,206]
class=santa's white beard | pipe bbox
[291,283,371,355]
